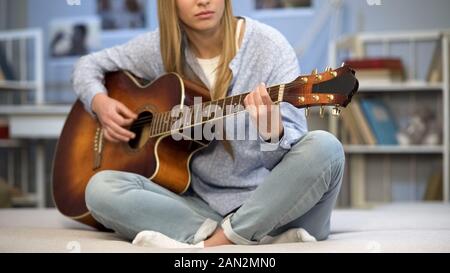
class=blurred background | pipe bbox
[0,0,449,209]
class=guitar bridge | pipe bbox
[93,127,104,170]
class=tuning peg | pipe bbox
[327,94,335,102]
[300,77,308,84]
[305,107,309,117]
[319,106,325,118]
[326,66,337,77]
[312,68,323,80]
[298,96,305,103]
[331,106,341,117]
[312,95,320,102]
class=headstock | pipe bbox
[282,64,359,117]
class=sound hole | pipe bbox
[128,111,153,150]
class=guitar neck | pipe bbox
[129,65,358,140]
[148,83,290,138]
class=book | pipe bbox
[423,171,443,201]
[344,58,404,70]
[427,38,442,83]
[349,154,367,207]
[0,67,5,81]
[339,119,350,144]
[344,57,405,83]
[0,118,9,139]
[349,100,377,145]
[355,69,405,83]
[341,106,364,144]
[0,44,15,80]
[0,178,12,208]
[359,98,398,145]
[0,48,5,81]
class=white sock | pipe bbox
[259,228,317,244]
[132,230,204,249]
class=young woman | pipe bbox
[72,0,345,248]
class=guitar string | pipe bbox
[108,69,353,137]
[129,92,347,130]
[128,81,307,128]
[123,74,353,133]
[126,95,346,141]
[130,73,351,129]
[129,91,346,130]
[131,95,345,140]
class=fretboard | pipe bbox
[148,84,285,137]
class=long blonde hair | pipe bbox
[157,0,236,100]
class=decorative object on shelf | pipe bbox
[344,58,405,84]
[49,16,101,58]
[396,107,441,146]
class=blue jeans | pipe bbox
[85,130,345,244]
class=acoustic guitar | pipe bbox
[52,65,359,229]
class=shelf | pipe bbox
[344,145,444,154]
[12,194,38,207]
[0,105,71,138]
[0,80,39,90]
[358,81,443,92]
[330,30,450,206]
[350,201,447,209]
[0,139,23,148]
[48,57,79,67]
[0,104,71,115]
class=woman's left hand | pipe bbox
[244,83,284,142]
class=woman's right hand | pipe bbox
[91,93,138,143]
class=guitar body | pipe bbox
[52,71,211,229]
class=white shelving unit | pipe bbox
[0,29,47,207]
[328,29,450,207]
[343,145,445,154]
[0,29,44,104]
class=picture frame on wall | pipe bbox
[255,0,312,9]
[49,16,101,58]
[97,0,147,30]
